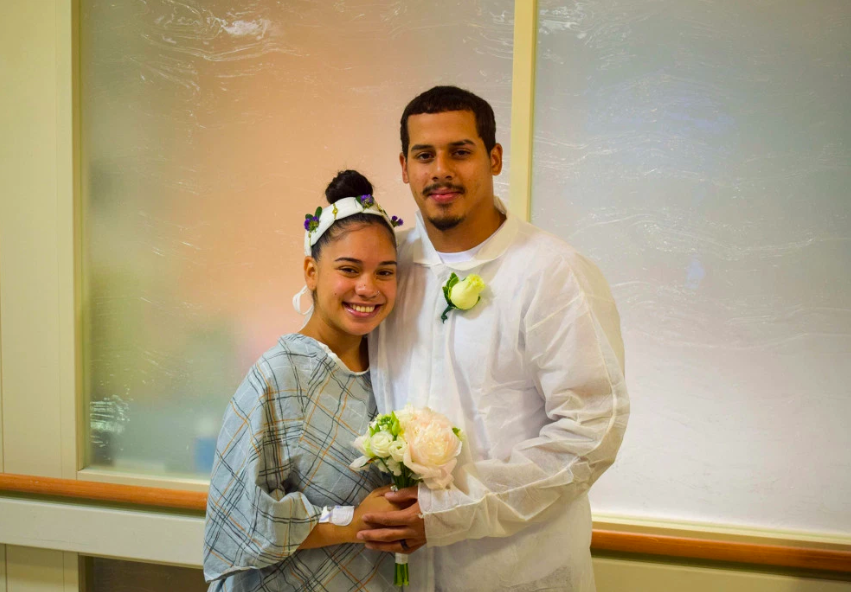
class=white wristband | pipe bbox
[318,505,354,527]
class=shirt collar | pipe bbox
[411,197,519,271]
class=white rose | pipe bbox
[367,431,393,458]
[385,458,403,477]
[449,275,485,310]
[388,437,407,463]
[353,435,369,455]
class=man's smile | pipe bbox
[426,185,464,205]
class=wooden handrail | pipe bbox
[591,530,851,574]
[0,473,206,512]
[2,473,850,573]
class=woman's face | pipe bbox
[305,222,397,338]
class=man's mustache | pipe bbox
[424,183,465,195]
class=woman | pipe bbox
[203,170,402,591]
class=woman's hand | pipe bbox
[348,485,400,542]
[300,486,400,550]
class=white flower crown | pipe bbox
[302,194,403,256]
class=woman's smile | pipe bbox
[345,302,382,317]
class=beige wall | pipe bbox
[0,0,77,481]
[0,1,80,590]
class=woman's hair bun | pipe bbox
[325,170,374,204]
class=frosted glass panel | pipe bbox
[532,1,850,534]
[82,0,513,477]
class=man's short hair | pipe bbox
[400,86,497,156]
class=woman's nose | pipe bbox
[355,278,378,297]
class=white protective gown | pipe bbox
[369,201,630,591]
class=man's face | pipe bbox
[400,110,502,233]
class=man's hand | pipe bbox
[357,486,426,554]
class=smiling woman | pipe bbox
[203,169,405,592]
[300,170,399,372]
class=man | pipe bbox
[359,86,629,591]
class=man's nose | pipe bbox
[432,152,453,180]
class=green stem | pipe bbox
[395,562,409,587]
[440,305,455,323]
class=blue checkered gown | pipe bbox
[204,334,396,591]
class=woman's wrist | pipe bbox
[300,522,357,549]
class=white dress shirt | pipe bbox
[369,201,629,591]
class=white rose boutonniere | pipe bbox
[441,272,486,322]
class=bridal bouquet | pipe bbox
[350,405,463,586]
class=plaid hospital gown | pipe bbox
[204,333,396,591]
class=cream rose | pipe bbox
[402,408,463,489]
[449,274,485,310]
[394,404,421,430]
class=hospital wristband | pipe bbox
[318,505,354,527]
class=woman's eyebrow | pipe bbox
[334,257,397,265]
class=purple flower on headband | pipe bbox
[358,194,375,207]
[391,215,404,228]
[304,206,322,233]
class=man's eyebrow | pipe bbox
[410,139,476,152]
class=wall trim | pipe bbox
[0,496,204,568]
[2,473,849,573]
[508,0,537,221]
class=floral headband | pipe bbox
[302,194,403,256]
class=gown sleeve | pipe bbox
[419,255,630,547]
[203,360,321,582]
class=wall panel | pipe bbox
[80,0,515,479]
[5,548,65,592]
[0,0,69,479]
[532,0,851,536]
[594,556,851,592]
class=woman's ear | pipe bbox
[304,256,318,290]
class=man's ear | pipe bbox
[490,143,504,175]
[399,152,409,184]
[304,256,318,290]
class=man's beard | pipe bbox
[423,182,466,231]
[429,214,465,231]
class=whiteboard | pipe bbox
[531,0,851,536]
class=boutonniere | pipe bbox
[441,272,486,323]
